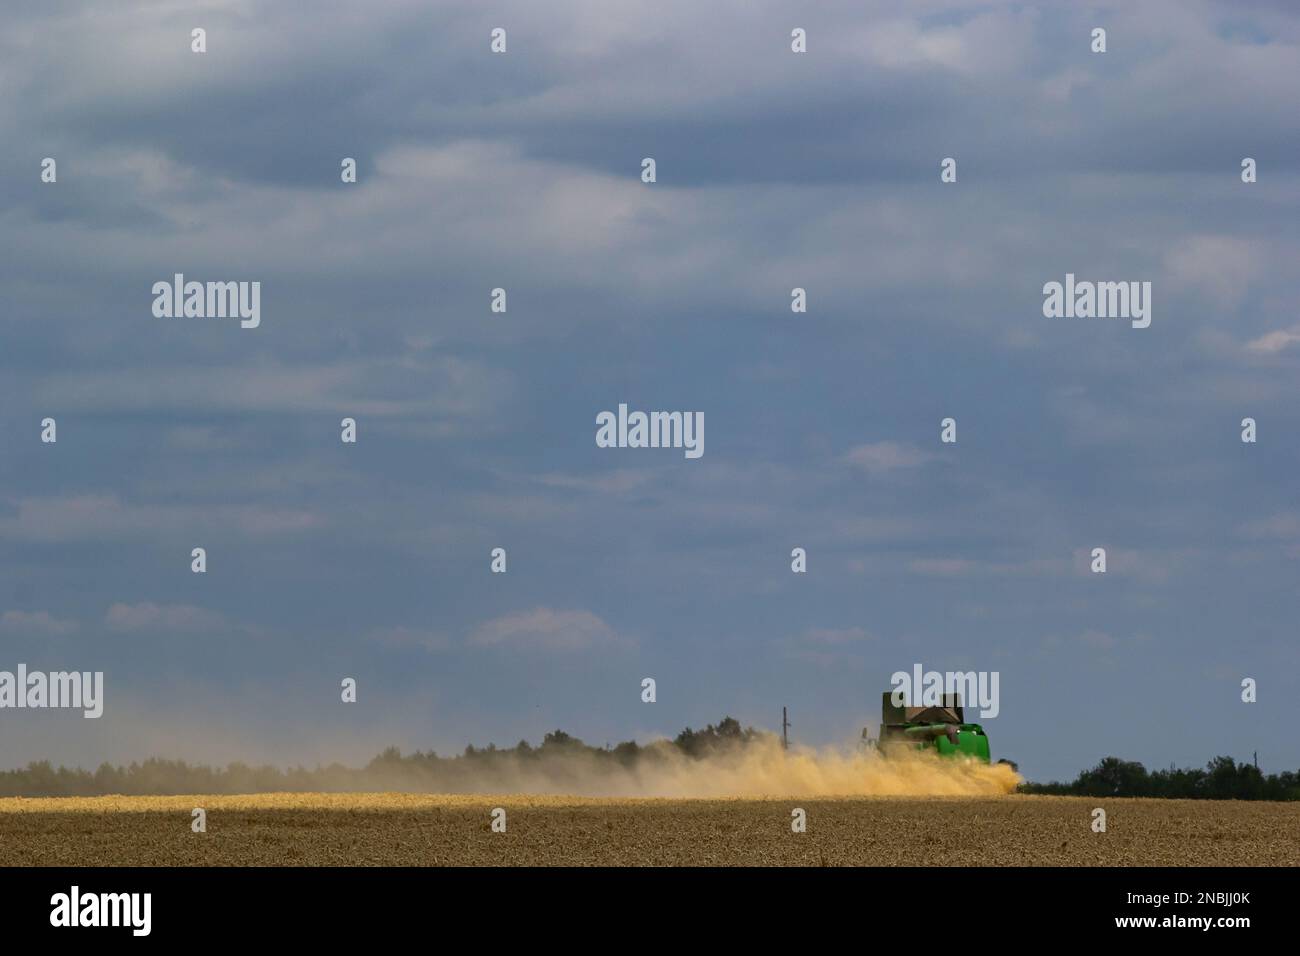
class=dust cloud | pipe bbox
[412,736,1022,798]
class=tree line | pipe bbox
[0,717,761,797]
[2,719,1296,800]
[1019,755,1300,801]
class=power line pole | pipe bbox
[782,706,791,751]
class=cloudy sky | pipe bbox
[2,0,1298,781]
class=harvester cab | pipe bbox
[874,691,991,763]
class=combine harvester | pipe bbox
[865,692,1010,766]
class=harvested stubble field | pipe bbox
[1,792,1296,866]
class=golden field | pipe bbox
[1,792,1296,866]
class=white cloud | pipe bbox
[470,608,628,652]
[31,356,507,421]
[844,441,934,475]
[907,556,1069,577]
[535,470,657,495]
[104,602,227,634]
[1241,511,1300,539]
[0,495,322,542]
[1245,325,1300,355]
[1164,235,1264,310]
[0,610,79,637]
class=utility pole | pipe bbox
[782,706,791,751]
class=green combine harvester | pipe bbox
[873,692,991,763]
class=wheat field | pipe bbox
[1,792,1295,866]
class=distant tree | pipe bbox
[1075,757,1150,797]
[674,726,699,755]
[716,717,743,738]
[542,730,581,749]
[612,741,640,764]
[673,716,761,757]
[368,747,402,768]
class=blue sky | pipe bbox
[1,0,1298,782]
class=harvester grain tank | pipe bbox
[875,691,991,762]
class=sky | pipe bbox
[1,0,1298,783]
